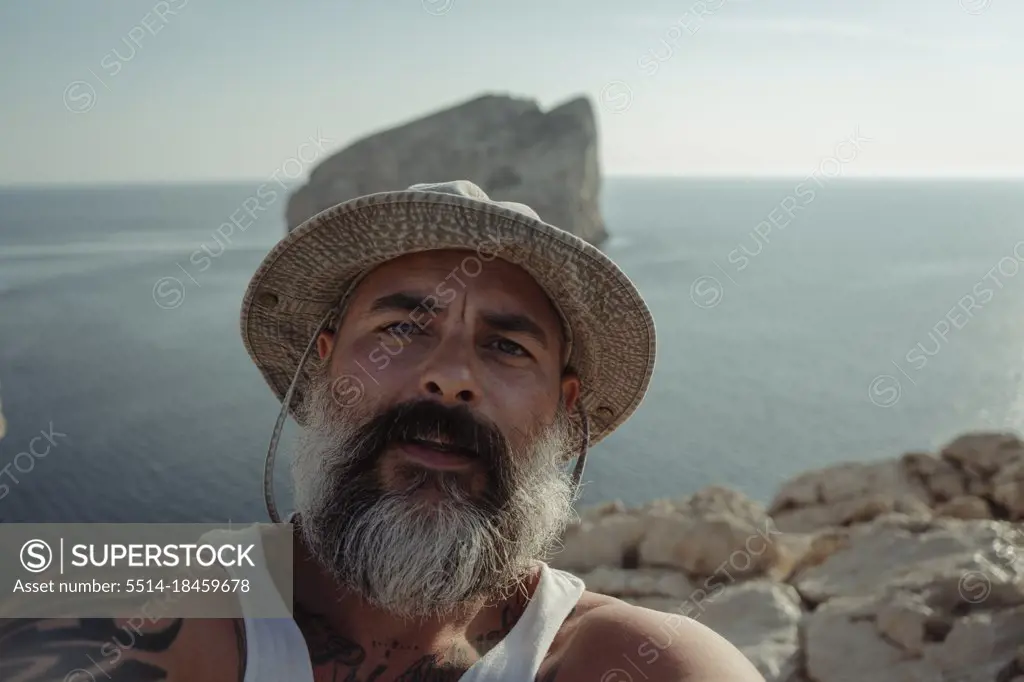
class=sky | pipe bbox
[0,0,1021,185]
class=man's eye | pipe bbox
[490,338,528,357]
[380,321,421,337]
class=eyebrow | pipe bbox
[480,311,549,349]
[368,292,430,315]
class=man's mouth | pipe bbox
[397,437,478,471]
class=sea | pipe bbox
[2,177,1024,523]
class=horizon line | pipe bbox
[3,172,1024,190]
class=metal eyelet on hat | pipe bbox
[595,405,615,421]
[257,291,279,308]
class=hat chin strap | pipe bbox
[570,404,589,491]
[263,310,335,524]
[262,317,591,524]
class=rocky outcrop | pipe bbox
[768,433,1024,532]
[285,93,608,245]
[554,432,1024,682]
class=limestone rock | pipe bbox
[637,486,793,582]
[285,93,608,244]
[933,494,992,520]
[803,597,901,682]
[576,566,693,599]
[552,513,646,571]
[769,459,932,533]
[783,530,851,579]
[676,485,770,522]
[696,581,804,682]
[940,432,1024,480]
[769,435,1024,533]
[935,433,1024,520]
[903,451,968,504]
[639,511,790,581]
[992,460,1024,521]
[635,512,691,569]
[805,594,1024,682]
[564,487,796,580]
[621,581,804,682]
[874,591,938,656]
[792,518,1024,606]
[556,434,1024,679]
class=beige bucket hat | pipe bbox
[242,180,656,518]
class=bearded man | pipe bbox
[2,181,763,682]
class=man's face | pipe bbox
[289,249,582,617]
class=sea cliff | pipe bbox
[285,93,608,245]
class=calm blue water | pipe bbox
[3,178,1024,523]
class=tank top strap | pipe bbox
[198,524,314,682]
[460,562,585,682]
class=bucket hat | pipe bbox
[241,181,656,519]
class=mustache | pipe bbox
[344,399,513,494]
[385,400,505,458]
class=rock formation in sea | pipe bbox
[553,432,1024,682]
[285,93,608,245]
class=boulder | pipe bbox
[803,596,1024,682]
[902,451,969,504]
[992,460,1024,521]
[695,581,804,682]
[575,566,693,599]
[552,513,646,571]
[285,93,608,245]
[933,495,992,520]
[558,487,798,580]
[940,432,1024,480]
[791,518,1024,606]
[619,581,804,682]
[768,459,932,533]
[676,484,770,521]
[938,433,1024,520]
[638,486,794,582]
[769,434,1024,532]
[641,513,786,580]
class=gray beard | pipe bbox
[289,370,578,620]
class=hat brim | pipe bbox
[241,188,656,446]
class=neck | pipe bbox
[291,528,539,680]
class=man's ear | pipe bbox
[560,370,581,414]
[316,330,336,363]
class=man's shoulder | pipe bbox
[549,590,764,682]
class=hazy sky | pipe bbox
[1,0,1021,184]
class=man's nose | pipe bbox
[418,341,480,406]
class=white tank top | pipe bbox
[201,523,585,682]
